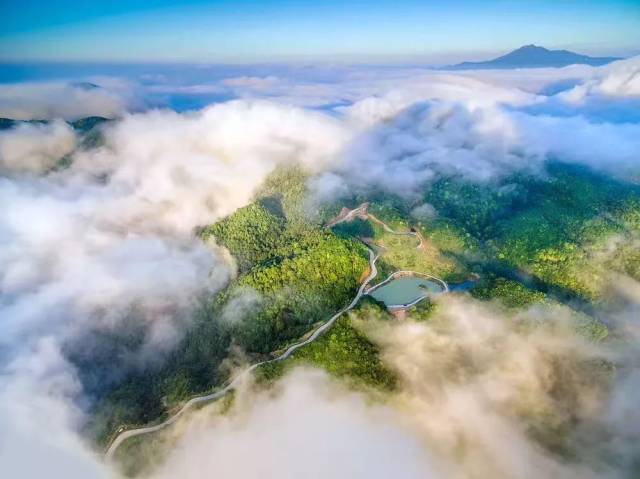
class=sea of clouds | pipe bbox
[148,290,640,479]
[0,56,639,478]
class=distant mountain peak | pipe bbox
[448,45,621,70]
[519,44,544,50]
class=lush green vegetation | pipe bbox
[327,203,469,282]
[374,228,464,281]
[420,162,640,300]
[231,231,369,353]
[426,176,527,238]
[420,218,477,256]
[89,160,639,458]
[326,162,635,339]
[472,277,548,308]
[470,276,608,342]
[332,217,375,238]
[403,297,438,321]
[256,165,312,227]
[88,167,371,446]
[257,314,396,391]
[201,202,285,272]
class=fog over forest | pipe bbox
[1,56,639,478]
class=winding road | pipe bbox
[105,205,441,460]
[105,247,380,460]
[367,213,425,249]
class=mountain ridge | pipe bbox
[447,44,621,70]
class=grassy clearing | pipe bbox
[374,228,466,282]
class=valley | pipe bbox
[97,159,640,475]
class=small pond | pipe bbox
[369,276,445,307]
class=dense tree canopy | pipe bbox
[90,161,639,451]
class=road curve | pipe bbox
[106,207,440,459]
[105,247,380,460]
[327,205,423,250]
[366,213,423,249]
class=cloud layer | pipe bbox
[140,291,640,479]
[0,120,76,173]
[0,80,134,120]
[0,56,639,478]
[0,100,348,477]
[311,57,640,200]
[149,370,443,479]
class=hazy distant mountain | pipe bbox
[448,45,621,70]
[0,116,110,131]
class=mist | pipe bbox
[148,369,443,479]
[310,57,640,201]
[0,99,349,477]
[0,120,76,173]
[0,80,135,120]
[0,56,639,478]
[129,290,640,479]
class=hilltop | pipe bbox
[448,44,621,69]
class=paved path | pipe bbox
[327,204,423,249]
[106,206,439,459]
[325,203,369,228]
[367,213,424,249]
[105,247,380,460]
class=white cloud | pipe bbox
[0,99,353,477]
[0,81,132,120]
[515,111,640,174]
[149,370,446,479]
[0,120,76,174]
[368,298,606,479]
[0,339,112,479]
[141,292,640,479]
[2,58,640,478]
[411,203,437,220]
[1,100,350,351]
[309,59,640,201]
[559,57,640,102]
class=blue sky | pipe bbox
[0,0,638,63]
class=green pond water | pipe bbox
[369,276,445,307]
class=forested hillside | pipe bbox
[88,167,369,445]
[90,160,640,455]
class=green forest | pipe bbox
[90,160,640,457]
[89,167,370,446]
